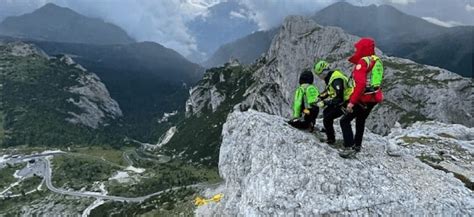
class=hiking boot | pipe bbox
[339,147,357,158]
[353,145,361,153]
[326,139,335,145]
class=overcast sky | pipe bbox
[0,0,472,56]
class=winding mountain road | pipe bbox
[1,153,206,203]
[41,157,202,202]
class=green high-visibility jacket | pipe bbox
[292,84,319,118]
[327,70,353,102]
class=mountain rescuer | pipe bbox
[313,60,353,144]
[288,69,320,131]
[339,37,384,158]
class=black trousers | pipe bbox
[288,107,319,129]
[340,103,377,148]
[323,105,345,141]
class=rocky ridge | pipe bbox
[60,55,122,129]
[180,16,474,215]
[196,110,474,216]
[0,41,123,146]
[186,16,473,135]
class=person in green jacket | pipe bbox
[288,69,320,131]
[313,60,353,144]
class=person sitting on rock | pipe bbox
[288,69,320,131]
[313,60,353,145]
[339,37,384,158]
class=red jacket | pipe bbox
[348,38,383,105]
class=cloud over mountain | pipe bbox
[1,0,471,57]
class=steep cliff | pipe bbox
[196,110,474,216]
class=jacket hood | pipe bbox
[348,38,375,64]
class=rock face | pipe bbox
[388,121,474,187]
[3,41,49,58]
[246,16,473,135]
[196,110,474,216]
[186,80,226,118]
[60,55,122,129]
[0,41,123,146]
[2,43,122,129]
[162,63,258,166]
[190,16,473,135]
[185,60,258,118]
[33,39,204,141]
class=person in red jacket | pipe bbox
[339,37,383,158]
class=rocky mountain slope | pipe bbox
[207,2,473,77]
[0,2,205,143]
[193,16,473,134]
[0,3,135,45]
[0,41,122,147]
[189,16,474,215]
[312,2,473,77]
[196,110,474,216]
[204,28,278,68]
[159,15,473,170]
[158,61,259,166]
[22,39,204,142]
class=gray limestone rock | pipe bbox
[243,16,473,135]
[196,110,474,216]
[185,16,473,135]
[67,72,123,129]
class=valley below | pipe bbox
[0,145,220,216]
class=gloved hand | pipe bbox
[316,101,325,108]
[346,103,354,113]
[319,91,328,98]
[303,109,310,115]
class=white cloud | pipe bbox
[384,0,416,5]
[230,11,247,19]
[12,0,203,56]
[466,4,474,12]
[422,17,464,27]
[240,0,334,30]
[1,0,471,57]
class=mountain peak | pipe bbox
[33,3,79,17]
[40,2,64,10]
[319,1,405,17]
[0,4,135,45]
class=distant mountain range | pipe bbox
[0,4,204,143]
[206,2,472,77]
[30,40,204,141]
[0,3,135,45]
[394,26,473,76]
[203,28,278,67]
[312,2,472,77]
[313,2,445,45]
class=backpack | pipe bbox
[362,55,383,93]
